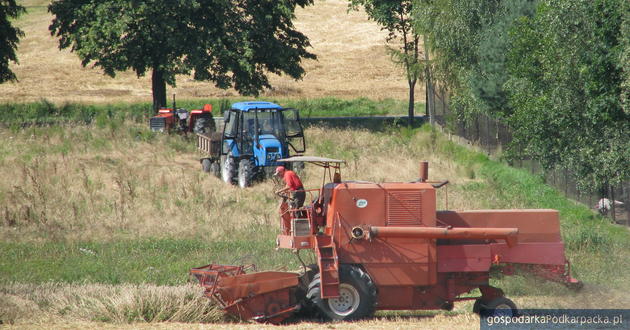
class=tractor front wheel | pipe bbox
[238,159,253,188]
[306,265,377,321]
[221,155,235,184]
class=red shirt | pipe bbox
[283,170,303,191]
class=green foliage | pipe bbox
[0,0,25,83]
[504,0,629,190]
[48,0,316,108]
[0,100,152,125]
[419,0,629,191]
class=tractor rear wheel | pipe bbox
[221,155,235,184]
[475,297,518,317]
[306,265,377,321]
[238,159,253,188]
[193,116,214,135]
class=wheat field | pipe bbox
[1,0,420,104]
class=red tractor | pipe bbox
[191,158,581,323]
[149,98,215,134]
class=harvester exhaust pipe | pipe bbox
[419,161,429,182]
[366,226,519,247]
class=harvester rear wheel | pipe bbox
[306,265,377,321]
[475,297,518,317]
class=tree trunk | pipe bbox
[152,68,167,111]
[423,35,432,124]
[408,79,417,127]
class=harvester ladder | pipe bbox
[315,235,340,298]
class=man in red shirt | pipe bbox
[274,166,305,209]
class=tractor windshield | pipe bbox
[250,110,283,136]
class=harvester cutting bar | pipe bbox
[368,226,519,247]
[190,263,301,324]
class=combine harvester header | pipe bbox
[191,158,581,323]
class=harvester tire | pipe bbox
[476,297,518,317]
[193,116,214,135]
[238,159,253,188]
[306,265,377,321]
[221,155,235,184]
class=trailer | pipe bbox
[197,132,223,178]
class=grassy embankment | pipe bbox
[0,100,628,325]
[0,97,421,128]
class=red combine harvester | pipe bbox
[191,157,581,323]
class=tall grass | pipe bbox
[0,283,223,325]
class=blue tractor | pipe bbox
[219,101,305,188]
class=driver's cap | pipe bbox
[274,166,285,176]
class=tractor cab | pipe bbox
[221,102,306,187]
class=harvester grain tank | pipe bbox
[191,158,581,323]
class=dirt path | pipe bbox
[0,0,420,104]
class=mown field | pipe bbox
[1,113,629,328]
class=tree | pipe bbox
[0,0,25,83]
[349,0,425,126]
[49,0,316,110]
[504,0,629,191]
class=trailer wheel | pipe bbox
[221,155,235,184]
[201,159,212,173]
[210,162,221,178]
[306,265,377,321]
[476,297,518,317]
[238,159,253,188]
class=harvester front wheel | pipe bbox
[475,297,518,317]
[306,265,377,321]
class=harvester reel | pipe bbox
[306,265,377,321]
